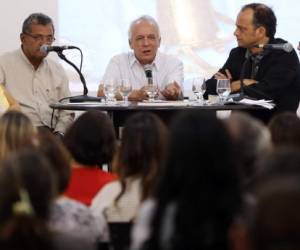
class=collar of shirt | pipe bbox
[18,47,45,71]
[129,51,161,72]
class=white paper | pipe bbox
[230,98,275,109]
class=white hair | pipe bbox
[128,15,161,41]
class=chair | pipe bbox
[108,222,133,250]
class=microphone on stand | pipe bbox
[144,64,153,85]
[255,43,293,53]
[40,44,77,53]
[45,45,102,102]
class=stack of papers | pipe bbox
[228,98,275,109]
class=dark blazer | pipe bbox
[205,38,300,114]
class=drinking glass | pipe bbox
[120,79,132,105]
[216,79,231,104]
[144,83,159,102]
[104,80,117,103]
[192,77,206,104]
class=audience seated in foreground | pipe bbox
[0,149,96,250]
[0,110,37,162]
[91,112,168,223]
[225,112,272,190]
[231,147,300,250]
[268,111,300,149]
[131,111,242,250]
[37,131,110,245]
[63,110,118,206]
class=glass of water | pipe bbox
[120,79,132,105]
[104,80,117,103]
[192,77,206,104]
[216,79,231,104]
[144,83,159,102]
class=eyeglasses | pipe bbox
[24,32,55,43]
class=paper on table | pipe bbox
[138,101,189,107]
[228,98,275,109]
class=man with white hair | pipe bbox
[98,15,184,101]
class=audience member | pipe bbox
[0,85,20,114]
[0,13,74,135]
[205,3,300,121]
[268,112,300,148]
[225,112,271,189]
[0,110,37,161]
[37,131,110,244]
[91,112,168,222]
[231,147,300,250]
[63,110,117,206]
[98,15,183,101]
[0,149,96,250]
[131,111,241,250]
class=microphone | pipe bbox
[144,64,153,84]
[40,44,77,53]
[255,43,293,53]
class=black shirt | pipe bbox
[205,38,300,114]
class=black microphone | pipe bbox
[255,43,293,53]
[144,64,153,84]
[40,44,77,53]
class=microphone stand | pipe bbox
[57,51,102,102]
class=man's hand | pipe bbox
[231,79,257,92]
[97,84,105,97]
[128,89,148,102]
[214,69,232,80]
[161,81,182,100]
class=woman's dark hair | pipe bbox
[268,112,300,148]
[37,131,72,194]
[63,110,116,167]
[242,3,277,39]
[0,149,56,250]
[114,112,168,202]
[142,111,241,250]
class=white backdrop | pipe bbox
[1,0,300,95]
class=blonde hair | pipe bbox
[0,111,37,161]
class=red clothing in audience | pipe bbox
[65,164,117,206]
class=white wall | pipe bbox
[0,1,58,54]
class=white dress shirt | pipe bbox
[101,51,184,92]
[91,178,142,222]
[0,48,74,132]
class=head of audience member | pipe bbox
[253,147,300,187]
[20,13,55,68]
[229,147,300,250]
[0,149,56,250]
[114,112,168,201]
[0,110,37,161]
[268,112,300,149]
[234,3,276,52]
[225,112,272,189]
[241,176,300,250]
[142,111,241,250]
[37,131,72,195]
[63,110,116,169]
[128,15,161,65]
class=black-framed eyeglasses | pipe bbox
[24,32,55,43]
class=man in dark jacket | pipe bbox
[205,3,300,121]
